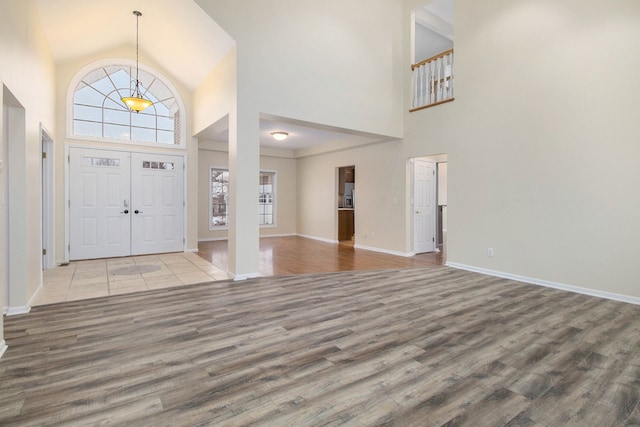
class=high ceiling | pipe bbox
[33,0,235,92]
[32,0,393,153]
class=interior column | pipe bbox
[227,106,260,280]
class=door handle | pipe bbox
[121,209,129,214]
[134,210,142,214]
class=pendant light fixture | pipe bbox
[121,11,153,113]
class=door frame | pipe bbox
[412,158,436,254]
[40,124,55,269]
[64,144,187,262]
[410,154,448,255]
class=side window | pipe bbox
[210,168,229,228]
[72,65,183,146]
[209,168,277,229]
[259,172,275,226]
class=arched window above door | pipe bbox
[71,64,183,146]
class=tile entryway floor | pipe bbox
[34,252,230,306]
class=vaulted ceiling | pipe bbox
[33,0,235,92]
[32,0,393,152]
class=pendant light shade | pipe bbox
[122,11,153,113]
[122,95,153,112]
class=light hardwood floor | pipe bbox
[2,266,640,425]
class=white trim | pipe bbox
[64,144,70,263]
[297,234,339,244]
[5,305,31,316]
[198,233,297,243]
[354,244,414,258]
[232,272,261,281]
[40,123,55,269]
[198,237,228,242]
[260,233,297,238]
[185,248,199,253]
[446,262,640,306]
[0,340,7,359]
[66,58,187,148]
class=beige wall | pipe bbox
[193,47,236,136]
[198,143,297,241]
[0,0,56,317]
[400,0,640,297]
[53,46,198,260]
[297,141,408,253]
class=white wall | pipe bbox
[0,0,56,318]
[198,143,297,241]
[195,0,404,139]
[53,46,197,259]
[415,23,453,63]
[402,0,640,298]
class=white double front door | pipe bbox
[69,147,184,260]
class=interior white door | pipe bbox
[130,153,184,255]
[414,158,436,254]
[69,148,131,260]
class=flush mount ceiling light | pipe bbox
[121,11,153,113]
[271,132,289,141]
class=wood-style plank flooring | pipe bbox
[2,267,640,425]
[197,236,445,276]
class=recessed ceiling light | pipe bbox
[271,132,289,141]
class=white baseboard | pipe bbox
[185,248,199,253]
[232,272,261,281]
[296,234,339,244]
[198,237,228,242]
[198,233,297,243]
[0,340,7,359]
[354,244,414,258]
[446,262,640,306]
[261,233,297,238]
[5,305,31,316]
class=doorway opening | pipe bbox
[337,166,355,244]
[2,85,26,312]
[411,154,447,256]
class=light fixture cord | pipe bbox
[135,11,140,96]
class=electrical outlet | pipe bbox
[487,248,494,257]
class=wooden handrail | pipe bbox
[411,48,454,70]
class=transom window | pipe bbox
[210,168,276,229]
[72,65,182,145]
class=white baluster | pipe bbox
[429,61,435,105]
[420,64,426,107]
[412,66,419,109]
[449,52,454,99]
